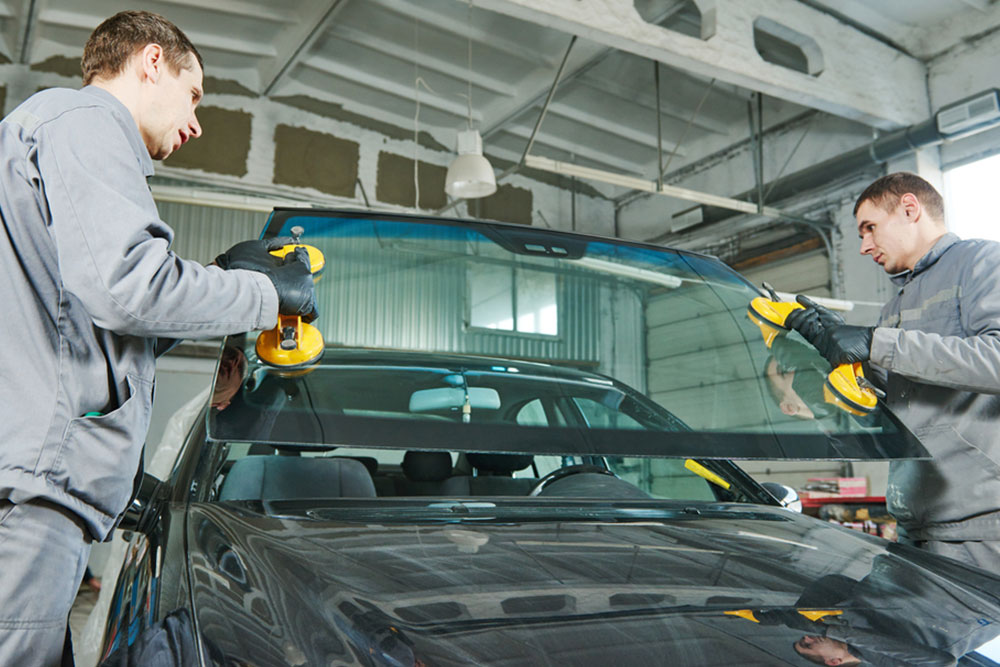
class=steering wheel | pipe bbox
[529,464,617,496]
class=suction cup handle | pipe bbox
[279,325,297,350]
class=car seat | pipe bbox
[392,450,454,496]
[219,455,376,501]
[443,453,537,496]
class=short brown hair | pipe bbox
[81,11,202,85]
[853,171,945,221]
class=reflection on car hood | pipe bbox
[187,502,1000,666]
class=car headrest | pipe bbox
[219,456,376,501]
[402,451,453,482]
[338,456,378,476]
[467,453,533,475]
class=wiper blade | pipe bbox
[289,500,792,524]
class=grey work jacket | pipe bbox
[0,86,278,540]
[870,233,1000,540]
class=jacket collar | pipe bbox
[890,232,959,286]
[80,85,155,178]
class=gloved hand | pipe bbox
[214,237,295,274]
[216,238,317,320]
[785,295,845,344]
[812,324,874,366]
[269,246,317,319]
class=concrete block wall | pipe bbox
[0,64,615,236]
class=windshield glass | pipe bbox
[207,210,926,461]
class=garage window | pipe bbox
[944,153,1000,241]
[468,265,558,335]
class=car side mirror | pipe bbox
[117,472,162,535]
[761,482,803,513]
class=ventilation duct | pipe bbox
[689,90,1000,229]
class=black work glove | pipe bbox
[784,295,844,344]
[214,236,295,274]
[812,324,874,366]
[270,246,318,319]
[216,238,317,320]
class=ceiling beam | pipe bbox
[370,0,557,67]
[480,39,611,142]
[504,126,645,174]
[478,1,694,142]
[17,0,39,64]
[261,0,349,96]
[545,101,684,156]
[329,24,517,97]
[575,72,728,134]
[475,0,930,129]
[303,56,478,120]
[158,0,293,23]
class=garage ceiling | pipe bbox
[5,0,997,203]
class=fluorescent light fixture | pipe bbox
[523,154,789,218]
[446,129,496,199]
[575,257,683,289]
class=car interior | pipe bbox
[210,442,720,504]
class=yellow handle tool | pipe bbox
[724,609,844,623]
[255,242,326,369]
[748,296,877,416]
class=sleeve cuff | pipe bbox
[870,326,900,369]
[245,270,278,329]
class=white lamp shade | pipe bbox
[445,129,497,199]
[445,154,497,198]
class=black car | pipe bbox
[99,209,1000,665]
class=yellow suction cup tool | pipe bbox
[747,291,878,416]
[824,363,878,416]
[266,244,325,274]
[724,609,843,623]
[747,296,805,348]
[256,240,325,369]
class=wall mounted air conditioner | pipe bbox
[937,89,1000,138]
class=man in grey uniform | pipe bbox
[788,171,1000,571]
[0,11,314,664]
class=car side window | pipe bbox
[516,399,548,426]
[572,397,644,429]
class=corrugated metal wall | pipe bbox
[155,200,626,368]
[683,251,847,486]
[645,285,772,430]
[157,200,269,265]
[314,235,605,364]
[741,250,831,297]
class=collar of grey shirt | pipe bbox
[80,85,155,178]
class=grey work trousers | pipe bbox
[904,536,1000,574]
[0,499,92,667]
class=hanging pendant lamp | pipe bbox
[445,128,496,199]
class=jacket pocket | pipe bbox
[49,374,153,517]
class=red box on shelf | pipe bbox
[800,476,867,499]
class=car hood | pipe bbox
[186,502,1000,666]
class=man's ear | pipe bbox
[899,192,921,222]
[138,43,164,83]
